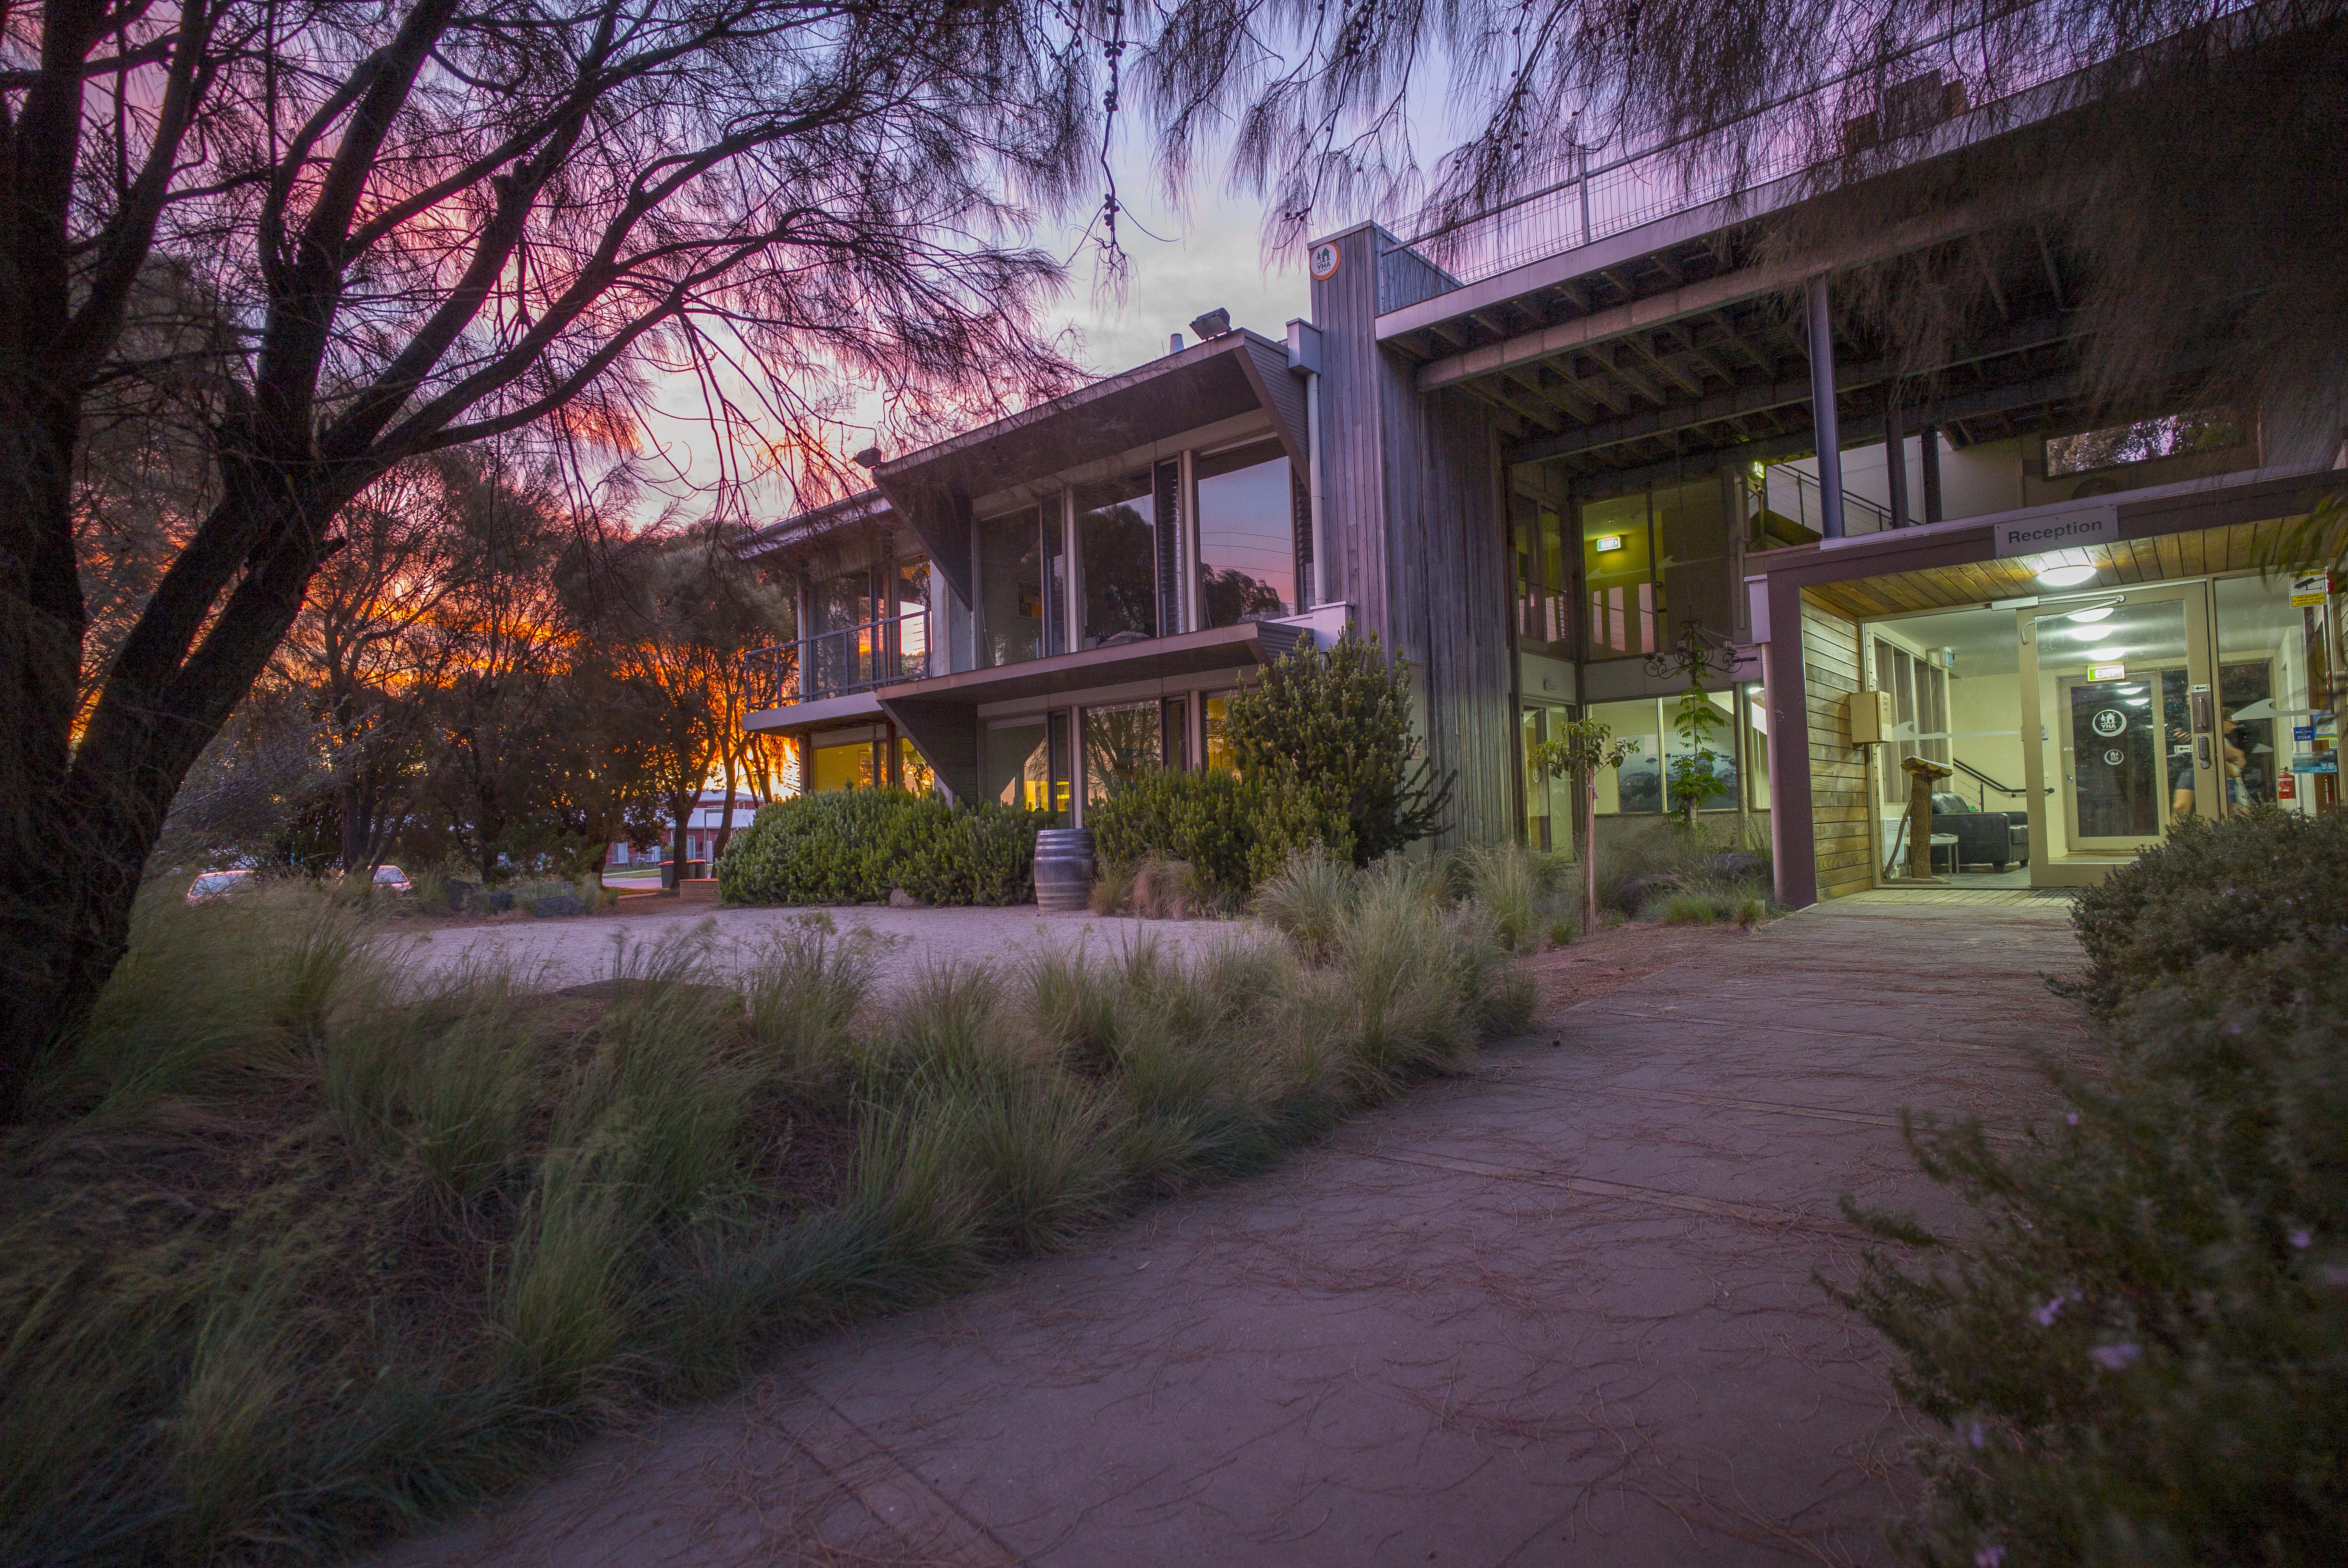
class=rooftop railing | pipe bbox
[1376,2,2159,314]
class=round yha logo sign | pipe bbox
[1309,242,1341,280]
[2090,708,2128,738]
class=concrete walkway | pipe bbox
[376,897,2087,1568]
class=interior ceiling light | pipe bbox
[2125,697,2152,707]
[2087,646,2127,661]
[2066,605,2116,623]
[2037,564,2100,588]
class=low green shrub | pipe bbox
[716,789,1050,907]
[2060,805,2348,1017]
[1841,823,2348,1565]
[1086,767,1254,905]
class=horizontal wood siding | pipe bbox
[1800,593,1872,900]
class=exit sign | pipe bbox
[2087,663,2126,681]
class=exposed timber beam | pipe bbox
[1416,199,2011,394]
[1495,307,2080,460]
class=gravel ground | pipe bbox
[389,894,1241,991]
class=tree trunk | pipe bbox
[671,795,692,883]
[712,751,739,864]
[1580,765,1600,935]
[0,485,336,1122]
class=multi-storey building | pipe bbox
[740,29,2343,907]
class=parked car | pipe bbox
[371,864,413,894]
[185,868,254,903]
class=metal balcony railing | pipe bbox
[1377,0,2163,313]
[744,610,929,711]
[1764,466,1893,538]
[743,642,799,711]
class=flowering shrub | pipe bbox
[2060,806,2348,1017]
[1839,850,2348,1562]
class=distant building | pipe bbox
[607,789,761,867]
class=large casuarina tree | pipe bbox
[0,0,1098,1120]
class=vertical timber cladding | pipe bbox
[1800,591,1873,899]
[1312,224,1517,845]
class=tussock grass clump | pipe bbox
[1250,846,1360,960]
[4,857,1540,1566]
[1650,877,1773,928]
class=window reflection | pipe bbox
[1084,701,1161,801]
[1078,480,1158,647]
[1196,442,1295,626]
[1203,691,1236,773]
[977,507,1044,667]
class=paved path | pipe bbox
[393,896,1235,991]
[376,898,2087,1568]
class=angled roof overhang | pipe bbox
[868,330,1308,606]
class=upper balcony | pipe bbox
[1373,0,2230,323]
[744,610,928,711]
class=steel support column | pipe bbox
[1805,275,1847,540]
[1920,424,1945,523]
[1884,393,1910,529]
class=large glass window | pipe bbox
[1586,700,1662,814]
[1583,494,1659,661]
[1203,690,1237,774]
[984,720,1049,809]
[1871,634,1952,806]
[1084,700,1161,802]
[1655,473,1732,645]
[1162,695,1191,770]
[1196,442,1295,625]
[1665,687,1741,812]
[810,566,878,695]
[1519,706,1579,855]
[1078,479,1158,647]
[1743,684,1771,810]
[976,507,1046,668]
[897,738,935,796]
[1514,495,1574,650]
[810,738,876,792]
[893,556,931,680]
[2217,570,2336,816]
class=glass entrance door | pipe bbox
[2020,583,2218,883]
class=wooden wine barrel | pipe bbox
[1032,828,1095,912]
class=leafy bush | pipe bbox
[716,789,1050,907]
[2060,806,2348,1017]
[1225,631,1450,865]
[1086,766,1254,905]
[1840,825,2348,1565]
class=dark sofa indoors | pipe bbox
[1929,791,2031,872]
